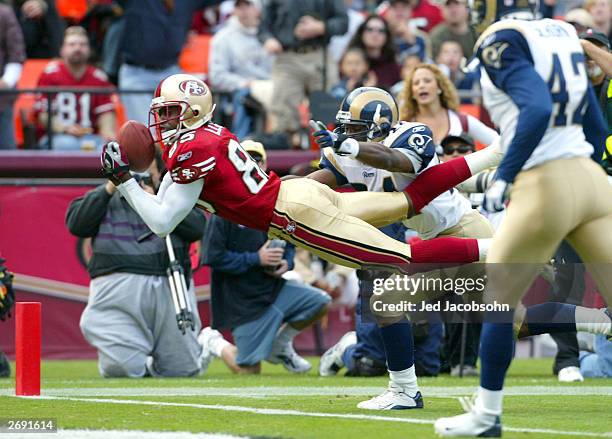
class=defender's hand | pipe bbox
[101,141,130,184]
[483,179,509,213]
[310,120,358,157]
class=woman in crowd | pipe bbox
[399,63,498,145]
[347,15,401,91]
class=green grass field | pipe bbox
[1,358,611,438]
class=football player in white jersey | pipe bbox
[310,87,497,411]
[433,0,612,436]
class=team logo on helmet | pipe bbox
[285,221,297,234]
[179,80,207,96]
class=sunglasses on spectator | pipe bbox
[443,145,474,155]
[365,26,386,34]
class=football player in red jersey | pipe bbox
[35,26,116,151]
[102,73,493,272]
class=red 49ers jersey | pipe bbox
[163,122,281,231]
[34,61,114,134]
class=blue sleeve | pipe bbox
[582,84,607,162]
[202,216,261,275]
[319,153,349,186]
[284,243,296,271]
[479,29,552,183]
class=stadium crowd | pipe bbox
[1,0,611,387]
[0,0,609,150]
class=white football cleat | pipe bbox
[198,327,224,374]
[268,343,312,373]
[558,366,584,383]
[434,411,501,437]
[319,331,357,376]
[357,383,423,410]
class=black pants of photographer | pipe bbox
[550,241,585,374]
[0,350,9,377]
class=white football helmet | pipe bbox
[148,74,215,146]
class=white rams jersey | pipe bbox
[320,122,472,239]
[476,19,593,173]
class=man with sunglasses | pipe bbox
[440,132,476,162]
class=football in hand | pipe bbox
[117,120,155,172]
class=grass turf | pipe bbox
[1,358,610,438]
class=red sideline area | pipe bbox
[0,150,319,178]
[0,180,353,360]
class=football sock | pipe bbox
[477,238,491,261]
[464,139,503,174]
[476,387,503,417]
[275,324,300,348]
[523,303,576,336]
[389,366,419,396]
[575,306,612,335]
[480,312,515,392]
[404,156,471,213]
[410,236,479,264]
[381,321,415,372]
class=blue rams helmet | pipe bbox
[335,87,399,142]
[469,0,539,33]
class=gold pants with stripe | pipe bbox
[268,178,410,269]
[487,156,612,307]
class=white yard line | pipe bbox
[5,429,243,439]
[1,385,610,397]
[13,396,611,438]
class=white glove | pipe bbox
[483,179,509,213]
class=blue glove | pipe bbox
[483,179,509,213]
[310,120,359,157]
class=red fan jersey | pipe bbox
[163,122,281,231]
[34,61,115,134]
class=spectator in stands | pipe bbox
[584,0,611,39]
[259,0,348,144]
[35,26,116,151]
[429,0,477,60]
[399,63,499,145]
[390,53,420,97]
[348,15,401,91]
[329,0,366,64]
[201,140,331,374]
[330,48,376,100]
[564,8,595,35]
[117,0,223,124]
[67,157,208,378]
[13,0,64,59]
[410,0,443,32]
[436,40,476,103]
[383,0,430,62]
[0,3,25,149]
[209,0,272,140]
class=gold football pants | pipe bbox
[268,178,410,269]
[487,156,612,307]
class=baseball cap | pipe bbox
[579,28,610,50]
[440,132,475,149]
[242,139,267,162]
